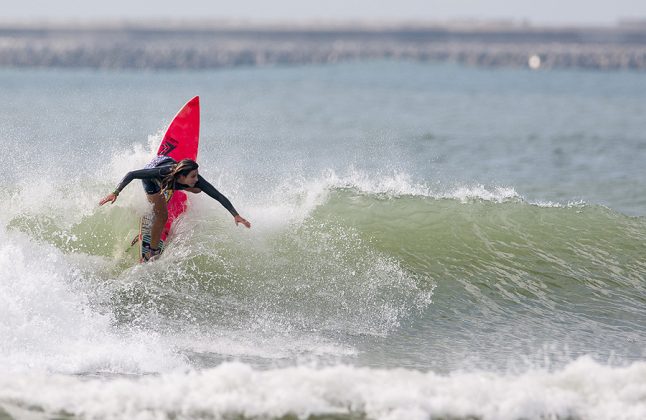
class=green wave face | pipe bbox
[313,191,646,362]
[321,190,646,288]
[320,190,646,311]
[6,187,646,368]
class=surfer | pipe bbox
[99,156,251,260]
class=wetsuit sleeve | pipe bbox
[195,175,239,217]
[114,166,171,193]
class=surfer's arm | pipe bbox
[194,177,251,228]
[100,167,170,205]
[194,176,240,217]
[114,167,170,193]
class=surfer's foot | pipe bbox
[142,245,162,262]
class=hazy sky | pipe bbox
[4,0,646,25]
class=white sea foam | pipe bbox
[0,225,360,375]
[0,227,187,374]
[530,199,588,209]
[306,169,522,204]
[1,357,644,420]
[298,169,588,209]
[239,168,527,229]
[174,330,358,360]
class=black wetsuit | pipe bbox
[114,157,239,217]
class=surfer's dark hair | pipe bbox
[161,159,199,191]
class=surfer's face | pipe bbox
[178,169,199,187]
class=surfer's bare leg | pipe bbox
[147,193,168,250]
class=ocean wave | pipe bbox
[1,357,645,420]
[5,169,646,315]
[3,166,646,373]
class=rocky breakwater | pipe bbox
[0,23,645,71]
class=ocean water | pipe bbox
[0,61,645,419]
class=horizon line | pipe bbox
[1,17,645,31]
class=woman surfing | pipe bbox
[99,155,251,261]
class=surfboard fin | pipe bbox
[128,234,140,250]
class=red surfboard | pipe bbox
[139,96,200,261]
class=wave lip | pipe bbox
[1,357,645,420]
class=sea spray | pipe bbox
[2,357,645,420]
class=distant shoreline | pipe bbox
[1,21,645,71]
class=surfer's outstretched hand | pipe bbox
[99,193,118,206]
[234,215,251,228]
